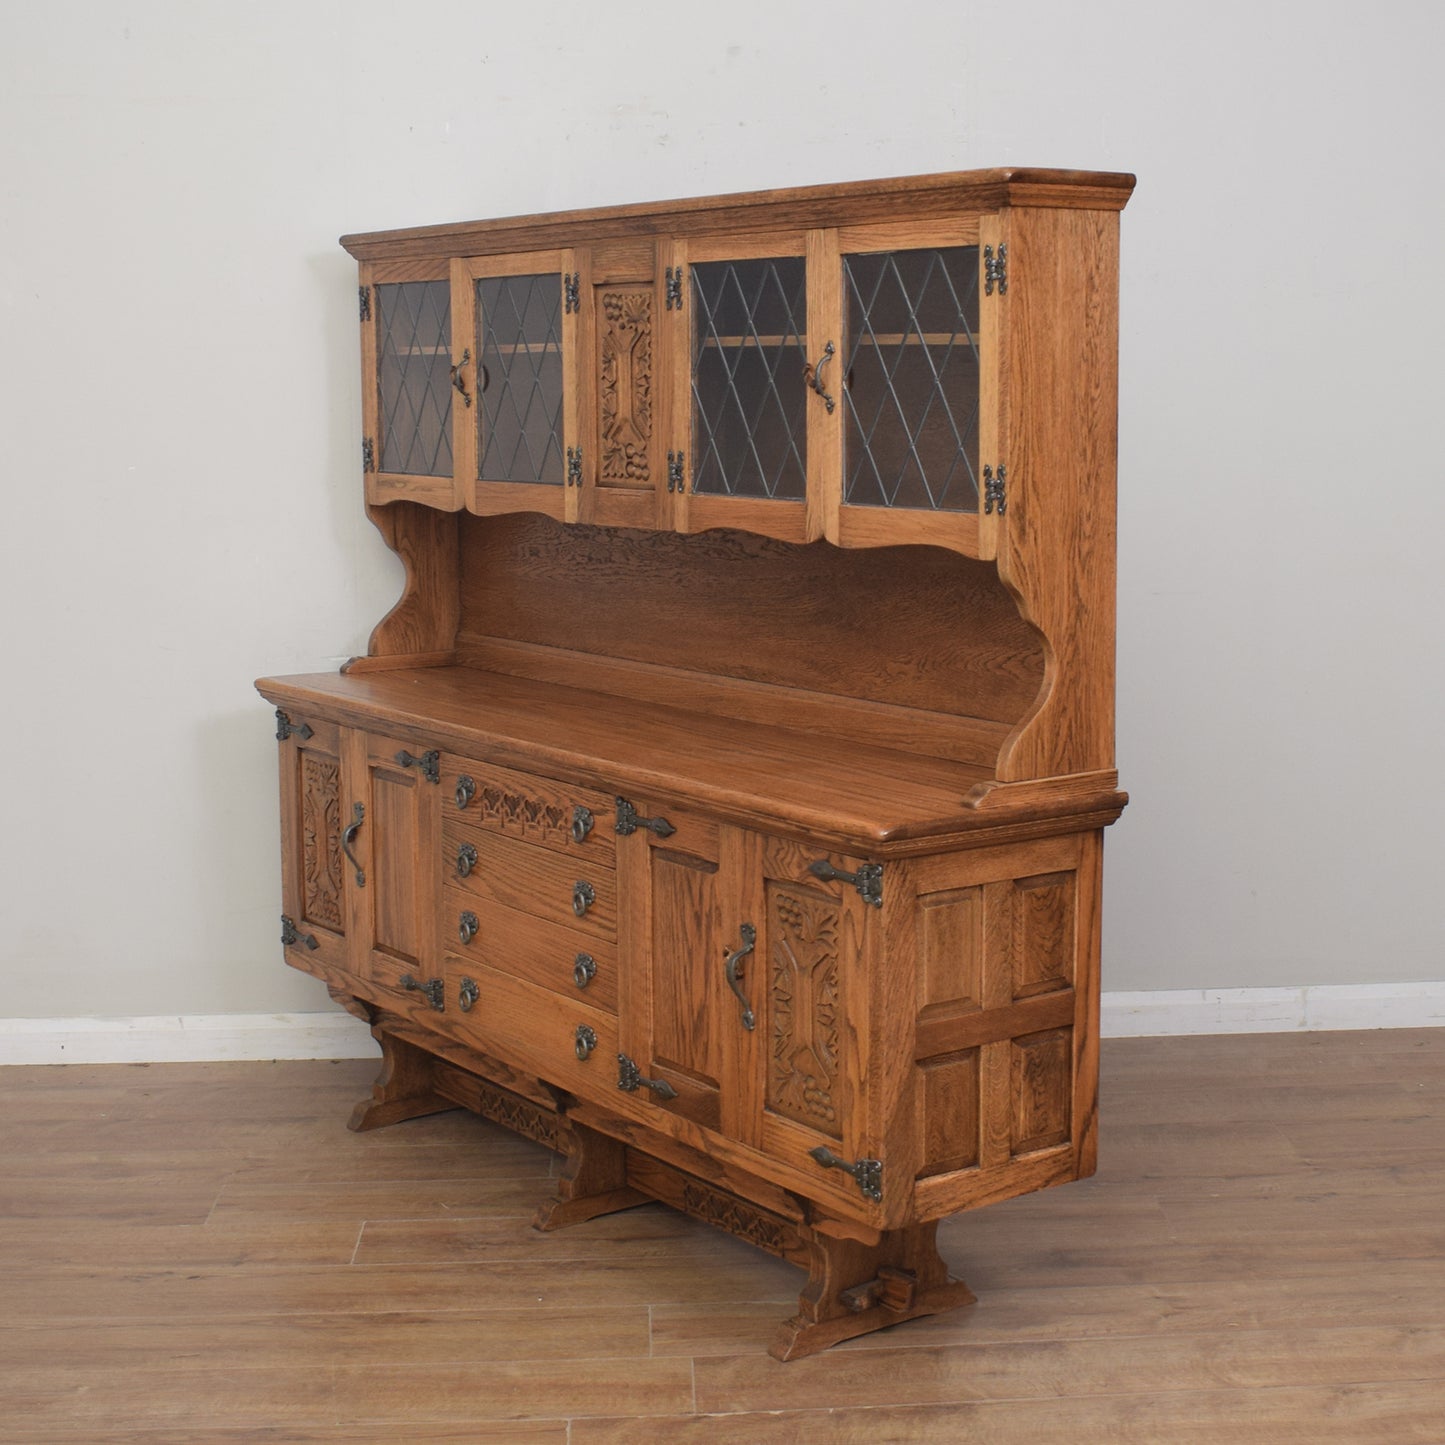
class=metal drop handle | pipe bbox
[456,842,478,878]
[573,953,597,990]
[458,977,480,1013]
[724,923,757,1031]
[450,348,472,408]
[572,880,596,918]
[803,340,836,413]
[575,1025,598,1061]
[458,911,479,945]
[455,774,476,810]
[571,807,595,844]
[341,803,365,887]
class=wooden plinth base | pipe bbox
[346,1019,974,1358]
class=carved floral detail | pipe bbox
[473,1081,561,1149]
[599,289,652,482]
[301,754,343,930]
[769,884,842,1135]
[478,785,571,846]
[680,1181,790,1256]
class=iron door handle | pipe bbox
[724,923,757,1030]
[341,803,365,887]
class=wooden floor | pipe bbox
[3,1030,1445,1442]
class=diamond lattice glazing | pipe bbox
[691,258,808,500]
[477,274,565,485]
[377,281,453,477]
[843,247,980,511]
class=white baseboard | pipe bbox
[2,984,1443,1065]
[1100,981,1445,1037]
[0,1012,381,1066]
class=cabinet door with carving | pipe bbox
[579,247,668,530]
[275,710,351,983]
[742,834,874,1200]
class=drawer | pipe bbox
[443,818,617,939]
[443,955,619,1100]
[441,754,617,865]
[443,884,618,1012]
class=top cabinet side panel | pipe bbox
[340,169,1136,262]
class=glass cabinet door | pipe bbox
[669,234,821,542]
[842,246,980,511]
[832,220,1002,555]
[454,250,581,521]
[360,265,462,509]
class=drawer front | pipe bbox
[443,955,619,1099]
[443,884,618,1012]
[443,818,617,939]
[441,754,617,866]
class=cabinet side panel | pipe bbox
[996,207,1119,781]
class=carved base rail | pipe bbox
[346,1014,975,1360]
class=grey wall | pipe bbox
[2,0,1441,1019]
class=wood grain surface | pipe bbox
[3,1029,1443,1440]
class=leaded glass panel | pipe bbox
[377,281,453,478]
[691,257,808,500]
[476,273,565,485]
[843,247,980,511]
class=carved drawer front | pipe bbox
[442,754,616,864]
[442,954,618,1099]
[908,833,1094,1215]
[442,883,618,1012]
[443,817,617,939]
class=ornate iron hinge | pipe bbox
[563,272,580,314]
[984,243,1008,295]
[983,464,1007,516]
[567,446,583,487]
[274,709,313,743]
[400,974,445,1012]
[362,437,376,473]
[394,748,441,784]
[665,266,684,311]
[615,797,676,838]
[808,858,884,909]
[666,450,685,493]
[617,1053,678,1100]
[280,915,319,951]
[809,1146,884,1203]
[358,286,372,322]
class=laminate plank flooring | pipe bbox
[2,1032,1444,1442]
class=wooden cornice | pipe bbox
[340,167,1137,263]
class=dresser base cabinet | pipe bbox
[259,168,1132,1357]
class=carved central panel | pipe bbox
[300,753,343,931]
[599,289,653,483]
[767,882,842,1137]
